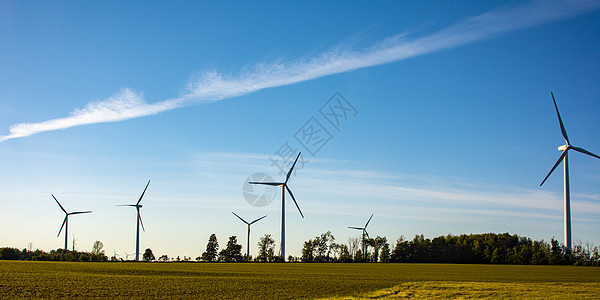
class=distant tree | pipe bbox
[531,240,549,265]
[329,243,340,261]
[348,237,360,259]
[301,231,337,262]
[364,238,376,261]
[380,242,391,262]
[354,249,363,261]
[91,241,104,256]
[316,231,333,261]
[267,248,275,262]
[549,238,564,265]
[256,234,275,262]
[338,244,352,262]
[201,234,219,262]
[390,236,407,262]
[90,241,108,261]
[301,240,315,262]
[143,248,155,262]
[372,236,387,262]
[159,254,169,262]
[219,236,243,262]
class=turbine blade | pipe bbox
[137,180,151,205]
[249,215,267,225]
[138,213,145,232]
[249,181,283,186]
[551,92,570,145]
[286,185,304,218]
[348,227,364,230]
[117,204,137,207]
[57,216,67,237]
[69,211,92,215]
[540,150,568,186]
[232,212,249,225]
[365,214,373,228]
[364,230,370,239]
[571,146,600,160]
[285,152,302,184]
[52,195,67,214]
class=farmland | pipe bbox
[1,261,599,299]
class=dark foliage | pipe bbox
[218,236,244,262]
[0,248,108,262]
[388,233,598,266]
[201,234,219,262]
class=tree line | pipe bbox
[3,233,599,266]
[298,232,600,266]
[192,232,599,266]
[0,241,108,262]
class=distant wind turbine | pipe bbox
[118,180,150,261]
[349,214,373,260]
[52,194,92,251]
[250,152,304,260]
[540,92,600,250]
[232,212,267,260]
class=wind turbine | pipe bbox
[118,180,150,261]
[540,92,600,250]
[232,212,267,260]
[250,152,304,260]
[349,214,373,260]
[52,194,92,251]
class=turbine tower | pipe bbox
[540,92,599,250]
[118,180,150,261]
[232,212,267,260]
[52,194,92,251]
[250,152,304,260]
[349,214,373,260]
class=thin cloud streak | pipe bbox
[1,89,183,141]
[2,0,598,142]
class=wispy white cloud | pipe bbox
[2,0,599,142]
[0,89,183,141]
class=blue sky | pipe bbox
[1,0,599,259]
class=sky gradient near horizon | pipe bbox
[1,0,599,259]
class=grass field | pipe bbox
[1,261,599,299]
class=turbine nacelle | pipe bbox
[558,145,569,151]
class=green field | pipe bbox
[1,261,599,299]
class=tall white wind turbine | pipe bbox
[250,152,304,260]
[232,212,267,260]
[52,194,92,251]
[118,180,150,261]
[540,93,600,250]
